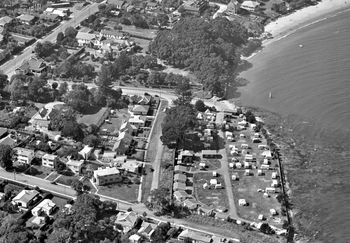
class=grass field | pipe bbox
[98,182,139,203]
[140,164,153,202]
[25,165,53,179]
[193,172,229,209]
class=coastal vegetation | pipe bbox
[149,17,249,97]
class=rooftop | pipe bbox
[94,167,120,177]
[12,190,39,204]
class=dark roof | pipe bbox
[19,57,46,72]
[39,108,49,118]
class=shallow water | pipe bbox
[235,10,350,243]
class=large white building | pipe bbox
[32,199,56,217]
[42,154,57,168]
[14,148,35,164]
[93,167,121,186]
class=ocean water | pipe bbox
[236,10,350,243]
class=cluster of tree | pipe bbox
[48,194,123,242]
[144,72,191,89]
[161,103,198,149]
[54,56,95,81]
[0,145,12,171]
[56,27,78,47]
[9,74,56,103]
[80,13,105,32]
[149,17,249,96]
[34,41,69,63]
[131,55,158,69]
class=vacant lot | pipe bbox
[193,172,229,209]
[98,182,139,203]
[25,165,53,179]
[193,159,221,171]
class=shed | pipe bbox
[270,209,277,216]
[229,162,234,168]
[244,162,251,169]
[212,171,217,177]
[238,199,247,206]
[271,172,278,179]
[257,169,264,176]
[244,169,251,176]
[235,162,242,169]
[209,179,217,185]
[265,187,276,194]
[231,174,239,181]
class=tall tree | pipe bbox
[0,145,12,170]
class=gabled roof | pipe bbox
[17,14,36,22]
[116,211,138,227]
[19,57,46,72]
[66,159,84,167]
[12,190,39,204]
[76,31,96,41]
[0,16,13,26]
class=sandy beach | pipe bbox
[263,0,350,46]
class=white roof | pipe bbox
[94,167,120,177]
[76,31,96,41]
[129,115,145,124]
[129,234,141,241]
[241,1,260,8]
[42,153,57,160]
[209,179,217,185]
[80,145,93,153]
[66,159,84,167]
[32,199,55,214]
[15,147,34,157]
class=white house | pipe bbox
[76,32,97,46]
[66,159,84,174]
[15,148,35,164]
[93,167,121,186]
[42,153,57,168]
[240,0,260,12]
[79,145,93,160]
[238,199,247,206]
[32,199,56,217]
[12,190,39,209]
[270,208,277,216]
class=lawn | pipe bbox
[193,172,229,209]
[232,170,286,228]
[100,109,130,134]
[25,165,54,179]
[45,172,60,182]
[51,196,70,208]
[56,175,78,186]
[98,182,139,203]
[77,107,109,127]
[193,159,221,171]
[159,147,175,192]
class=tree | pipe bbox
[61,121,84,141]
[64,26,78,39]
[56,32,64,44]
[194,99,207,112]
[71,179,85,194]
[245,110,256,123]
[149,188,172,214]
[0,145,12,170]
[34,41,55,58]
[58,82,68,96]
[0,73,8,90]
[83,135,101,147]
[54,158,66,174]
[52,82,58,90]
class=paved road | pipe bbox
[0,1,102,77]
[218,130,239,219]
[47,80,178,104]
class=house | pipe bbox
[79,145,93,160]
[76,31,97,47]
[100,29,124,39]
[201,150,221,159]
[225,0,239,15]
[12,190,39,210]
[183,198,198,210]
[128,115,146,128]
[108,0,125,9]
[262,150,272,159]
[270,208,277,216]
[173,190,189,201]
[215,112,225,126]
[132,105,149,115]
[17,14,36,25]
[178,150,194,164]
[120,121,137,135]
[128,234,141,243]
[178,229,212,243]
[120,160,142,173]
[29,106,54,129]
[197,205,214,216]
[0,16,13,27]
[138,221,157,239]
[66,159,84,174]
[31,199,56,217]
[0,134,16,147]
[115,211,139,233]
[271,172,278,179]
[240,0,260,12]
[40,13,61,22]
[174,165,188,173]
[93,167,121,186]
[181,0,209,16]
[238,199,247,206]
[173,182,186,191]
[215,212,229,221]
[174,173,187,183]
[113,131,133,155]
[16,57,47,76]
[14,148,35,164]
[42,153,57,168]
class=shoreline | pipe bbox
[262,0,350,48]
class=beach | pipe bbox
[263,0,350,46]
[234,1,350,242]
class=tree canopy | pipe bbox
[0,145,12,170]
[149,17,248,96]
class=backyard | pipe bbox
[98,181,139,203]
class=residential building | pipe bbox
[183,198,198,210]
[29,106,54,129]
[115,211,139,233]
[42,153,57,168]
[14,148,35,164]
[201,150,221,159]
[120,160,142,173]
[132,105,149,115]
[197,205,214,216]
[128,234,141,243]
[17,14,37,25]
[178,229,212,243]
[16,57,47,76]
[108,0,125,9]
[173,190,189,201]
[173,182,186,191]
[174,165,188,173]
[240,0,260,12]
[93,167,121,186]
[181,0,208,15]
[76,31,97,47]
[12,190,39,210]
[128,115,146,128]
[31,199,56,217]
[79,145,93,160]
[100,29,124,39]
[174,173,187,183]
[113,131,133,155]
[66,159,84,174]
[225,0,239,15]
[0,16,13,27]
[137,221,157,239]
